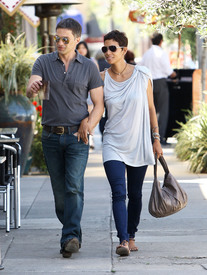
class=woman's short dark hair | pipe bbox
[151,33,163,45]
[56,18,82,38]
[125,50,135,64]
[76,41,90,59]
[104,30,128,47]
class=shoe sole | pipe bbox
[65,238,79,253]
[116,247,130,256]
[62,251,72,258]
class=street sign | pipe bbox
[0,0,26,16]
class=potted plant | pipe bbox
[0,32,39,174]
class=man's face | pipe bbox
[55,28,80,55]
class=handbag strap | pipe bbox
[154,155,170,179]
[159,156,169,174]
[154,155,158,180]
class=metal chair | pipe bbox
[0,142,20,231]
[0,153,13,232]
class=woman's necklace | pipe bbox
[110,62,127,76]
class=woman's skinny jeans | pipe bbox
[104,160,147,243]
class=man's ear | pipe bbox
[76,37,81,44]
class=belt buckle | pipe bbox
[56,126,64,135]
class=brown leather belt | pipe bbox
[43,125,79,135]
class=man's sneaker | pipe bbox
[64,238,80,253]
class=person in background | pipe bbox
[140,32,177,145]
[100,30,163,256]
[125,50,136,65]
[27,18,104,258]
[76,41,99,68]
[76,41,98,149]
[94,49,110,138]
[95,49,110,72]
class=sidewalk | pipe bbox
[0,131,207,274]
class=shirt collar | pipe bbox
[51,50,83,63]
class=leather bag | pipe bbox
[148,155,188,218]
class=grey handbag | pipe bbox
[148,155,188,218]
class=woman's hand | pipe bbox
[153,139,163,159]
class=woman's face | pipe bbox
[103,39,126,65]
[77,44,88,57]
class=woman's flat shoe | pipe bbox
[116,240,130,256]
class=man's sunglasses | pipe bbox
[101,45,124,53]
[54,35,69,44]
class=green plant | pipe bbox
[166,28,197,61]
[0,9,19,41]
[174,103,207,173]
[30,100,47,173]
[0,32,39,102]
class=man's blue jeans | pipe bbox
[104,160,147,243]
[42,129,89,247]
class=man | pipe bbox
[140,33,176,145]
[27,18,104,258]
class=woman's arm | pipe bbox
[146,79,163,158]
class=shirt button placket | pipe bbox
[63,63,66,74]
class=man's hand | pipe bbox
[30,80,42,96]
[26,75,42,98]
[77,117,91,144]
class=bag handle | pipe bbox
[159,156,169,174]
[154,155,170,179]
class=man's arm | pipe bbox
[26,75,42,98]
[78,86,104,144]
[169,71,177,79]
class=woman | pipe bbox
[100,30,163,256]
[76,41,99,149]
[76,41,90,58]
[76,41,99,68]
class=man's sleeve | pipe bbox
[88,61,104,90]
[31,57,43,78]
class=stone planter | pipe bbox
[0,95,36,175]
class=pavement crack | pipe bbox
[2,236,14,264]
[24,177,48,219]
[201,264,207,270]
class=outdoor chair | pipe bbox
[0,139,21,232]
[0,151,13,232]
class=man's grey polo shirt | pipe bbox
[32,50,103,126]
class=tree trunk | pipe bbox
[201,39,207,101]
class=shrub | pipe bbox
[30,101,47,173]
[174,103,207,173]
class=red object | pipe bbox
[129,10,157,25]
[84,36,104,43]
[36,105,42,112]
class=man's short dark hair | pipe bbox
[56,18,82,38]
[104,30,128,47]
[151,33,163,45]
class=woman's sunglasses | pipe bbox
[54,35,69,44]
[101,45,124,53]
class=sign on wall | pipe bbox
[19,6,40,27]
[0,0,26,16]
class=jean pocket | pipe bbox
[72,131,78,137]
